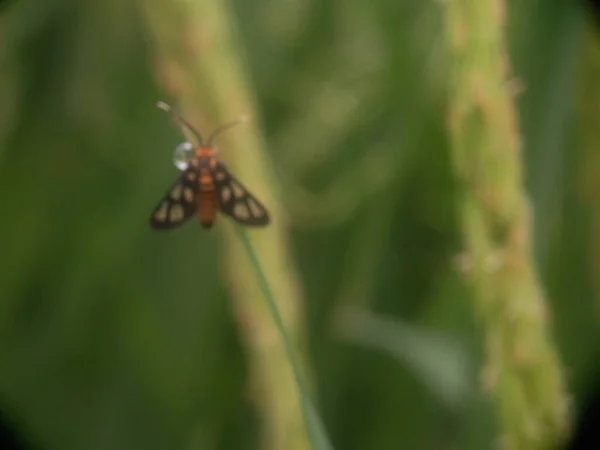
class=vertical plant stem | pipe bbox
[141,1,316,449]
[580,24,600,317]
[443,2,570,450]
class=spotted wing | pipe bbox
[211,162,270,226]
[149,168,199,230]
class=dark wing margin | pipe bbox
[149,168,199,230]
[211,162,270,226]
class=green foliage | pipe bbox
[0,1,598,450]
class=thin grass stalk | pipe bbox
[235,227,333,450]
[443,1,570,449]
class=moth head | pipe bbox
[195,145,217,157]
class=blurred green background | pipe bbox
[0,0,599,449]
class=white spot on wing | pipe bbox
[247,198,264,218]
[154,202,169,222]
[232,182,245,199]
[171,184,182,200]
[169,204,185,222]
[221,186,232,203]
[183,188,194,203]
[233,203,250,220]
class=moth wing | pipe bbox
[211,162,270,226]
[150,168,200,230]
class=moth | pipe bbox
[150,102,270,230]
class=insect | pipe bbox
[150,101,270,230]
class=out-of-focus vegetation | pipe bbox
[0,1,598,450]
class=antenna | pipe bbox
[156,101,204,145]
[207,115,251,146]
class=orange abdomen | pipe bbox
[197,190,217,228]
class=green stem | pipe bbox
[235,227,333,450]
[443,1,570,449]
[580,24,600,314]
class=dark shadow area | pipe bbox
[588,0,600,23]
[567,376,600,450]
[0,409,33,450]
